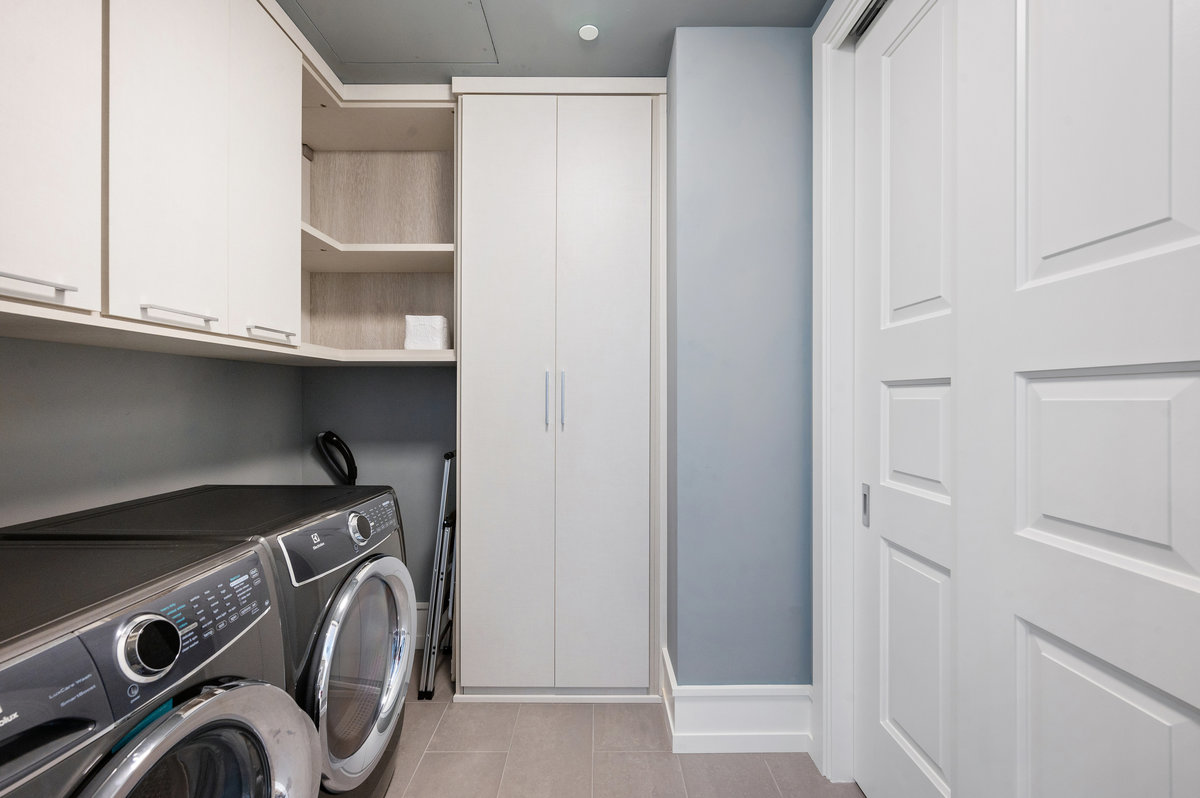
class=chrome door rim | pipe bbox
[312,555,416,793]
[75,681,321,798]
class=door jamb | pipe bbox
[811,0,871,783]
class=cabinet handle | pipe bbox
[561,370,566,427]
[545,370,550,427]
[0,270,79,294]
[246,324,297,341]
[140,304,219,324]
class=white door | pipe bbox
[955,0,1200,796]
[458,94,559,688]
[854,0,1200,795]
[0,0,101,311]
[109,0,229,333]
[554,95,652,688]
[854,0,957,795]
[228,0,301,345]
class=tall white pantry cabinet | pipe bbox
[458,93,653,691]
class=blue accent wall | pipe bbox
[666,27,813,685]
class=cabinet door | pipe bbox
[109,0,229,333]
[459,94,559,689]
[0,0,101,311]
[228,0,301,345]
[554,96,652,688]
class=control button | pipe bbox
[217,621,227,631]
[229,613,239,622]
[348,511,372,546]
[121,615,182,682]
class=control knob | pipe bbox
[121,614,182,681]
[348,511,372,546]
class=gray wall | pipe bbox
[300,367,457,598]
[667,27,813,685]
[0,338,303,525]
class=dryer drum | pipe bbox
[312,556,416,794]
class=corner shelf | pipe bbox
[301,223,454,273]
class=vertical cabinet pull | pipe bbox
[545,370,550,427]
[560,370,566,427]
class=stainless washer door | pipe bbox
[76,681,320,798]
[312,556,416,793]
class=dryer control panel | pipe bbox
[278,496,400,586]
[77,551,272,722]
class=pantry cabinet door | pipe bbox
[459,94,559,689]
[109,0,229,333]
[228,0,301,345]
[0,0,101,311]
[554,95,652,688]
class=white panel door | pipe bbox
[109,0,229,333]
[554,96,652,688]
[459,94,559,688]
[955,1,1200,796]
[854,0,956,795]
[0,0,101,311]
[228,0,301,345]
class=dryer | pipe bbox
[2,486,418,798]
[0,538,319,798]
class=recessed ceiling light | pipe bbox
[578,24,599,42]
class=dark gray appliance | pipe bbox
[0,538,319,798]
[2,486,417,798]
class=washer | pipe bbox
[0,538,319,798]
[2,486,418,798]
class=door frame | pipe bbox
[811,0,877,783]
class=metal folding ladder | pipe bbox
[418,451,455,699]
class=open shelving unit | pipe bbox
[299,66,456,361]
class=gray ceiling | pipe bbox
[277,0,828,84]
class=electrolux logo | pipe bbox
[0,702,19,728]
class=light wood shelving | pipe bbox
[300,64,456,360]
[301,223,453,273]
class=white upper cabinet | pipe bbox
[0,0,101,311]
[228,0,301,345]
[109,0,231,334]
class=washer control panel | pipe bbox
[278,496,400,586]
[77,551,271,722]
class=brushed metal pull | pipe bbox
[246,324,297,341]
[140,304,219,324]
[545,370,550,427]
[0,270,79,293]
[560,370,566,427]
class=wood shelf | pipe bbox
[0,298,455,366]
[301,223,454,273]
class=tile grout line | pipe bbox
[764,755,786,798]
[590,704,595,798]
[493,703,522,798]
[399,701,448,798]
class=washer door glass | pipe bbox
[127,725,266,798]
[75,681,320,798]
[326,577,395,759]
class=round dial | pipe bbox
[122,615,182,681]
[348,512,372,546]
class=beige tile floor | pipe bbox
[389,657,865,798]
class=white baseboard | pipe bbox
[454,694,661,704]
[660,648,813,754]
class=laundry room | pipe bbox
[3,0,1194,796]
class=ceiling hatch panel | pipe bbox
[291,0,497,64]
